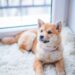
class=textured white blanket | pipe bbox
[0,26,75,75]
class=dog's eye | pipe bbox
[40,30,43,32]
[48,31,52,34]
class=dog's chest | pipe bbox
[36,45,62,63]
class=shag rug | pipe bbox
[0,26,75,75]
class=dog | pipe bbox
[1,19,66,75]
[33,19,66,75]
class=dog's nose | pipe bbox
[40,36,44,40]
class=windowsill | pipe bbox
[0,25,37,38]
[0,25,37,32]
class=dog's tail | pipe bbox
[0,32,22,45]
[1,36,17,44]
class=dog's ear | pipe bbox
[56,21,62,32]
[38,19,45,27]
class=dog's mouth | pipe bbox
[40,39,49,43]
[43,40,49,43]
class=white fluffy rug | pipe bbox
[0,26,75,75]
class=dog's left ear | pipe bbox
[56,21,62,32]
[38,19,45,28]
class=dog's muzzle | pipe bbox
[39,35,49,43]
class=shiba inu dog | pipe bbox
[1,19,66,75]
[33,19,66,75]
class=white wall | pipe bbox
[52,0,69,25]
[68,0,75,33]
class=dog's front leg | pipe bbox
[55,59,66,75]
[34,59,44,75]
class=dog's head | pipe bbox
[37,19,62,47]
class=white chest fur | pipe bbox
[36,44,63,63]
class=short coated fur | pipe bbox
[34,19,66,75]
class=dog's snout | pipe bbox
[40,36,44,40]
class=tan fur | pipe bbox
[34,59,44,75]
[18,30,37,52]
[1,36,17,44]
[1,31,23,45]
[0,29,37,53]
[1,30,37,52]
[32,38,37,53]
[15,31,24,42]
[55,59,66,75]
[33,20,66,75]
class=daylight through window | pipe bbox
[0,0,52,28]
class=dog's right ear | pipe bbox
[38,19,45,27]
[56,21,62,32]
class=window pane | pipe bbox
[0,0,7,6]
[46,0,51,5]
[27,7,50,15]
[0,9,3,17]
[0,8,20,17]
[8,0,20,6]
[0,7,50,17]
[21,0,32,5]
[34,0,44,5]
[20,8,28,16]
[9,8,22,16]
[0,0,52,28]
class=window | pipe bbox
[0,0,52,28]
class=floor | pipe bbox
[0,26,75,75]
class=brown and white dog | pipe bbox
[1,19,66,75]
[33,20,66,75]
